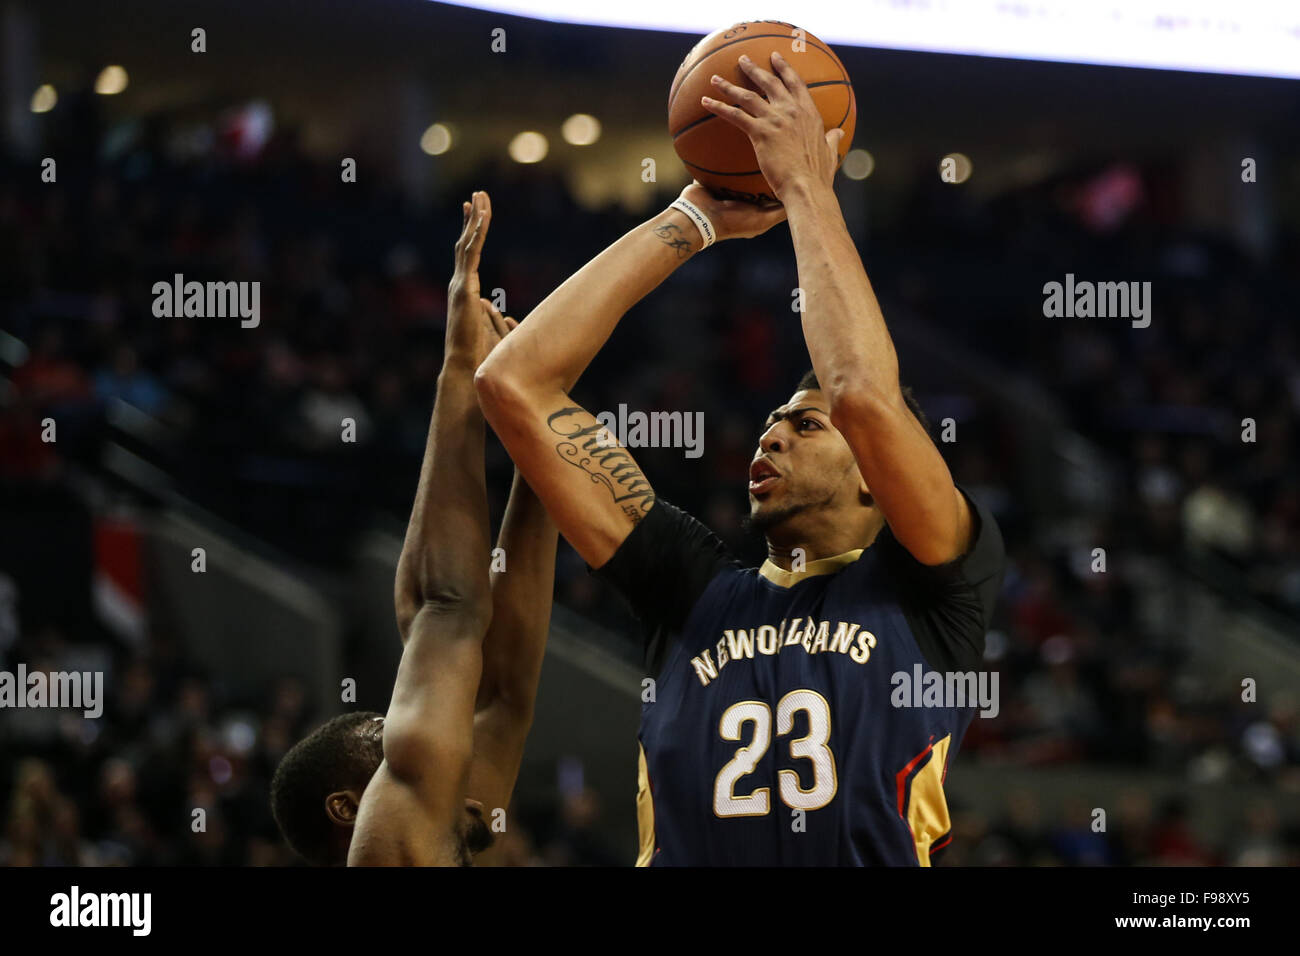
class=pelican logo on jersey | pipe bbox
[690,617,877,687]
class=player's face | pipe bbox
[748,388,864,532]
[336,794,492,866]
[334,717,494,866]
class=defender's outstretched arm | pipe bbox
[351,193,498,866]
[464,467,558,854]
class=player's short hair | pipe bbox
[271,711,385,866]
[795,369,932,435]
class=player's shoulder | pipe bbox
[594,496,745,616]
[874,485,1005,582]
[642,497,744,564]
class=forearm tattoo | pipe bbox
[547,407,655,519]
[652,221,695,259]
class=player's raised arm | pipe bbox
[464,464,557,847]
[704,53,972,566]
[473,187,785,568]
[350,193,498,866]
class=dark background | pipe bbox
[1,0,1297,866]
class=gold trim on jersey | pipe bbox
[635,742,656,866]
[903,733,953,866]
[757,549,864,588]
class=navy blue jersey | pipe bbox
[596,489,1004,866]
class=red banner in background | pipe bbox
[93,515,146,647]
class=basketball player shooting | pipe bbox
[475,55,1005,865]
[271,192,558,866]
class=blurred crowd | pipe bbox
[2,102,1298,865]
[943,789,1296,866]
[0,627,622,866]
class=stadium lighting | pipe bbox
[561,113,601,146]
[442,1,1300,81]
[95,66,129,95]
[508,131,548,163]
[420,122,453,155]
[841,149,874,180]
[941,153,974,184]
[30,84,57,113]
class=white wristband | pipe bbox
[669,197,716,249]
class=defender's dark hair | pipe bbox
[795,370,933,435]
[271,711,385,866]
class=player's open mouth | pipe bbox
[749,459,781,496]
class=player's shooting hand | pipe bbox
[677,181,786,243]
[474,297,518,368]
[447,190,492,360]
[702,52,844,201]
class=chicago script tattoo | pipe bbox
[547,407,655,516]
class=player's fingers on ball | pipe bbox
[737,54,782,99]
[709,74,763,116]
[738,53,764,87]
[701,95,756,133]
[774,52,818,113]
[769,51,807,95]
[504,317,519,331]
[707,73,740,97]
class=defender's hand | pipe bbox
[447,191,492,358]
[702,52,844,201]
[475,298,518,369]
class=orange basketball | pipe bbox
[668,20,856,203]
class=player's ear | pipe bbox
[857,472,874,507]
[325,789,362,828]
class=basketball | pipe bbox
[668,20,856,203]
